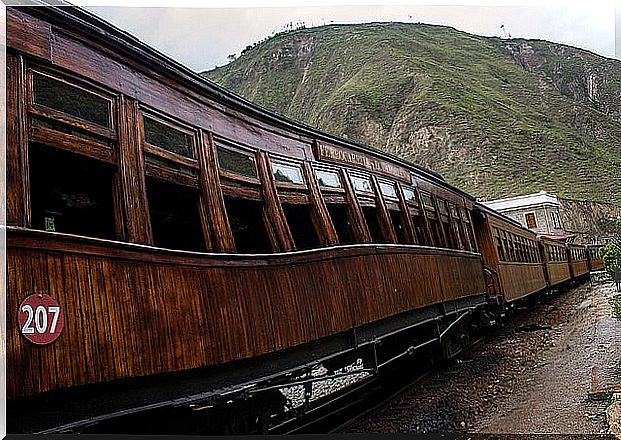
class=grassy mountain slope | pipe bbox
[203,23,621,204]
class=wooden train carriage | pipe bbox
[6,4,488,427]
[472,204,547,303]
[568,243,589,278]
[587,244,605,272]
[539,237,571,287]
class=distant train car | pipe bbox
[587,244,606,272]
[472,204,547,306]
[568,243,589,279]
[539,237,571,287]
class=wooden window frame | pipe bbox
[314,164,345,192]
[270,155,307,189]
[377,178,399,201]
[26,67,118,164]
[214,139,262,201]
[401,186,418,206]
[349,171,374,196]
[140,108,200,188]
[27,68,117,134]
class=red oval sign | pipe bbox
[18,294,64,345]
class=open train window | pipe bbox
[29,144,117,239]
[362,206,386,243]
[389,210,407,244]
[441,220,456,249]
[412,212,429,245]
[428,218,444,248]
[494,229,505,261]
[327,204,356,245]
[282,204,321,250]
[223,197,272,253]
[146,178,206,252]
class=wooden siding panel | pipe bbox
[7,230,485,398]
[7,8,52,61]
[498,263,547,302]
[547,262,572,286]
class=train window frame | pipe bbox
[349,173,373,194]
[420,191,435,212]
[141,110,197,161]
[314,166,343,189]
[139,108,201,188]
[215,140,259,181]
[28,68,116,133]
[378,179,398,200]
[271,159,305,186]
[437,199,449,216]
[213,138,262,201]
[29,143,119,240]
[402,187,417,205]
[26,68,118,165]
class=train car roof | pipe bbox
[15,1,478,203]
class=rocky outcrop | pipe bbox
[607,396,621,438]
[559,198,621,244]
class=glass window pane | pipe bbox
[143,116,194,158]
[379,182,397,199]
[217,146,257,178]
[350,175,372,193]
[438,200,448,215]
[315,169,341,188]
[421,193,434,209]
[402,188,416,202]
[272,162,304,184]
[33,73,111,128]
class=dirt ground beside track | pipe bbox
[347,279,621,436]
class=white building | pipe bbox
[483,191,567,238]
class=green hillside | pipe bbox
[202,23,621,204]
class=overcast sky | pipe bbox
[82,1,620,73]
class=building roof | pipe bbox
[483,191,560,212]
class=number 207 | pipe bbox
[21,305,61,334]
